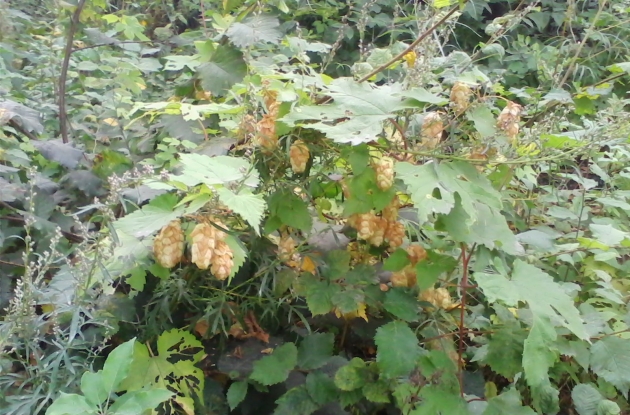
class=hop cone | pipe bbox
[384,220,405,249]
[211,240,234,281]
[368,217,388,247]
[255,114,278,151]
[153,220,185,268]
[349,212,378,241]
[421,112,443,149]
[406,244,427,265]
[191,223,216,270]
[290,140,309,173]
[450,82,472,112]
[497,101,522,143]
[372,155,395,190]
[382,196,399,222]
[419,287,453,309]
[278,235,297,262]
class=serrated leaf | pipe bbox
[482,389,536,415]
[590,336,630,398]
[298,333,335,370]
[572,384,603,415]
[383,248,410,272]
[303,279,341,316]
[415,251,458,290]
[250,343,298,386]
[226,14,282,48]
[523,316,559,413]
[483,323,526,378]
[400,88,448,106]
[266,189,313,232]
[305,371,337,405]
[0,99,44,133]
[113,193,185,238]
[32,140,84,169]
[281,78,413,144]
[273,385,319,415]
[216,188,266,234]
[197,45,247,95]
[174,154,260,188]
[108,389,173,414]
[384,289,419,322]
[119,329,205,415]
[227,381,248,410]
[334,358,367,391]
[597,400,621,415]
[375,321,422,378]
[396,161,503,225]
[363,380,390,403]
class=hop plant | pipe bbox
[497,101,522,143]
[419,287,453,310]
[191,223,217,270]
[348,212,378,241]
[421,112,443,149]
[406,244,427,265]
[289,140,309,173]
[153,220,185,268]
[372,155,395,190]
[382,195,399,222]
[368,217,388,247]
[277,235,297,262]
[390,266,417,288]
[450,82,472,112]
[384,220,405,249]
[211,240,234,281]
[255,114,278,151]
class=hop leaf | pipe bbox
[289,140,310,173]
[153,220,185,268]
[211,240,234,280]
[191,223,216,270]
[372,155,395,190]
[449,82,472,112]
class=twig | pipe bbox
[457,242,475,397]
[59,0,87,144]
[70,40,156,54]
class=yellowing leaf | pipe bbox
[103,117,119,126]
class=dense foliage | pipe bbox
[2,0,630,414]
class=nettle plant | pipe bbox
[78,3,630,415]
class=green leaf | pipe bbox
[412,385,470,415]
[298,333,335,370]
[273,386,319,415]
[305,371,337,405]
[400,88,448,106]
[474,260,588,340]
[415,251,458,290]
[344,167,396,215]
[384,289,419,322]
[590,336,630,397]
[197,45,247,95]
[572,384,603,415]
[304,280,341,316]
[483,322,526,378]
[467,105,497,138]
[322,250,351,280]
[113,193,185,238]
[334,358,368,391]
[482,389,537,415]
[101,338,136,394]
[250,343,298,386]
[332,288,364,314]
[281,78,413,144]
[45,393,96,415]
[227,381,248,410]
[346,144,370,175]
[375,321,422,378]
[383,248,410,272]
[80,372,107,407]
[216,188,266,234]
[266,189,313,232]
[108,389,173,414]
[396,161,503,225]
[363,380,390,403]
[523,316,559,413]
[119,329,205,415]
[226,14,282,48]
[174,154,260,188]
[597,400,621,415]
